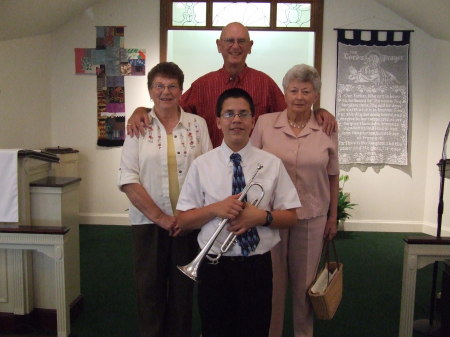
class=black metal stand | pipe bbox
[414,122,449,336]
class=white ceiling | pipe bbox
[0,0,449,42]
[0,0,105,41]
[374,0,450,41]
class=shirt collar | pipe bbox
[274,109,321,135]
[177,107,192,129]
[148,106,189,129]
[219,140,253,167]
[219,65,250,85]
[306,112,321,131]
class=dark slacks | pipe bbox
[198,252,273,337]
[132,224,198,337]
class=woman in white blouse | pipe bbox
[118,62,212,337]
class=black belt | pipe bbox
[206,251,269,262]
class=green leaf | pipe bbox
[337,175,357,222]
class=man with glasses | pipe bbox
[127,22,336,147]
[176,88,301,337]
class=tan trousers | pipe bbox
[269,216,326,337]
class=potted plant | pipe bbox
[337,174,356,230]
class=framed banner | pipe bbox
[335,29,411,165]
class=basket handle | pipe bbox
[314,239,340,286]
[323,239,340,267]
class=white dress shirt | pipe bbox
[118,109,212,225]
[177,141,301,256]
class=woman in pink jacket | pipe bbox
[251,64,339,337]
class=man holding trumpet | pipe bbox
[176,88,300,337]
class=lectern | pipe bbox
[0,149,81,337]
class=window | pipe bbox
[160,1,324,88]
[276,3,311,28]
[212,2,271,27]
[172,2,207,26]
[167,1,319,29]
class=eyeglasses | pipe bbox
[221,111,252,119]
[221,38,248,46]
[151,83,180,92]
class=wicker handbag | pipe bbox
[308,239,343,320]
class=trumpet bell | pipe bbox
[177,263,199,282]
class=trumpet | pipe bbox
[177,164,264,282]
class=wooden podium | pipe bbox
[0,149,81,336]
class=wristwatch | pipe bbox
[263,211,273,227]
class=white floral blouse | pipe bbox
[118,108,212,225]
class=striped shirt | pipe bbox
[180,66,286,148]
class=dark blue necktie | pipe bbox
[230,153,260,256]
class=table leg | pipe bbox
[54,244,70,337]
[399,246,417,337]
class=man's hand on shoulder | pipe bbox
[127,107,151,137]
[313,108,338,135]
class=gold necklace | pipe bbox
[288,119,306,129]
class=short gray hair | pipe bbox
[282,64,321,93]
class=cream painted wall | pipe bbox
[0,35,52,149]
[423,41,450,234]
[0,0,448,234]
[49,0,160,225]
